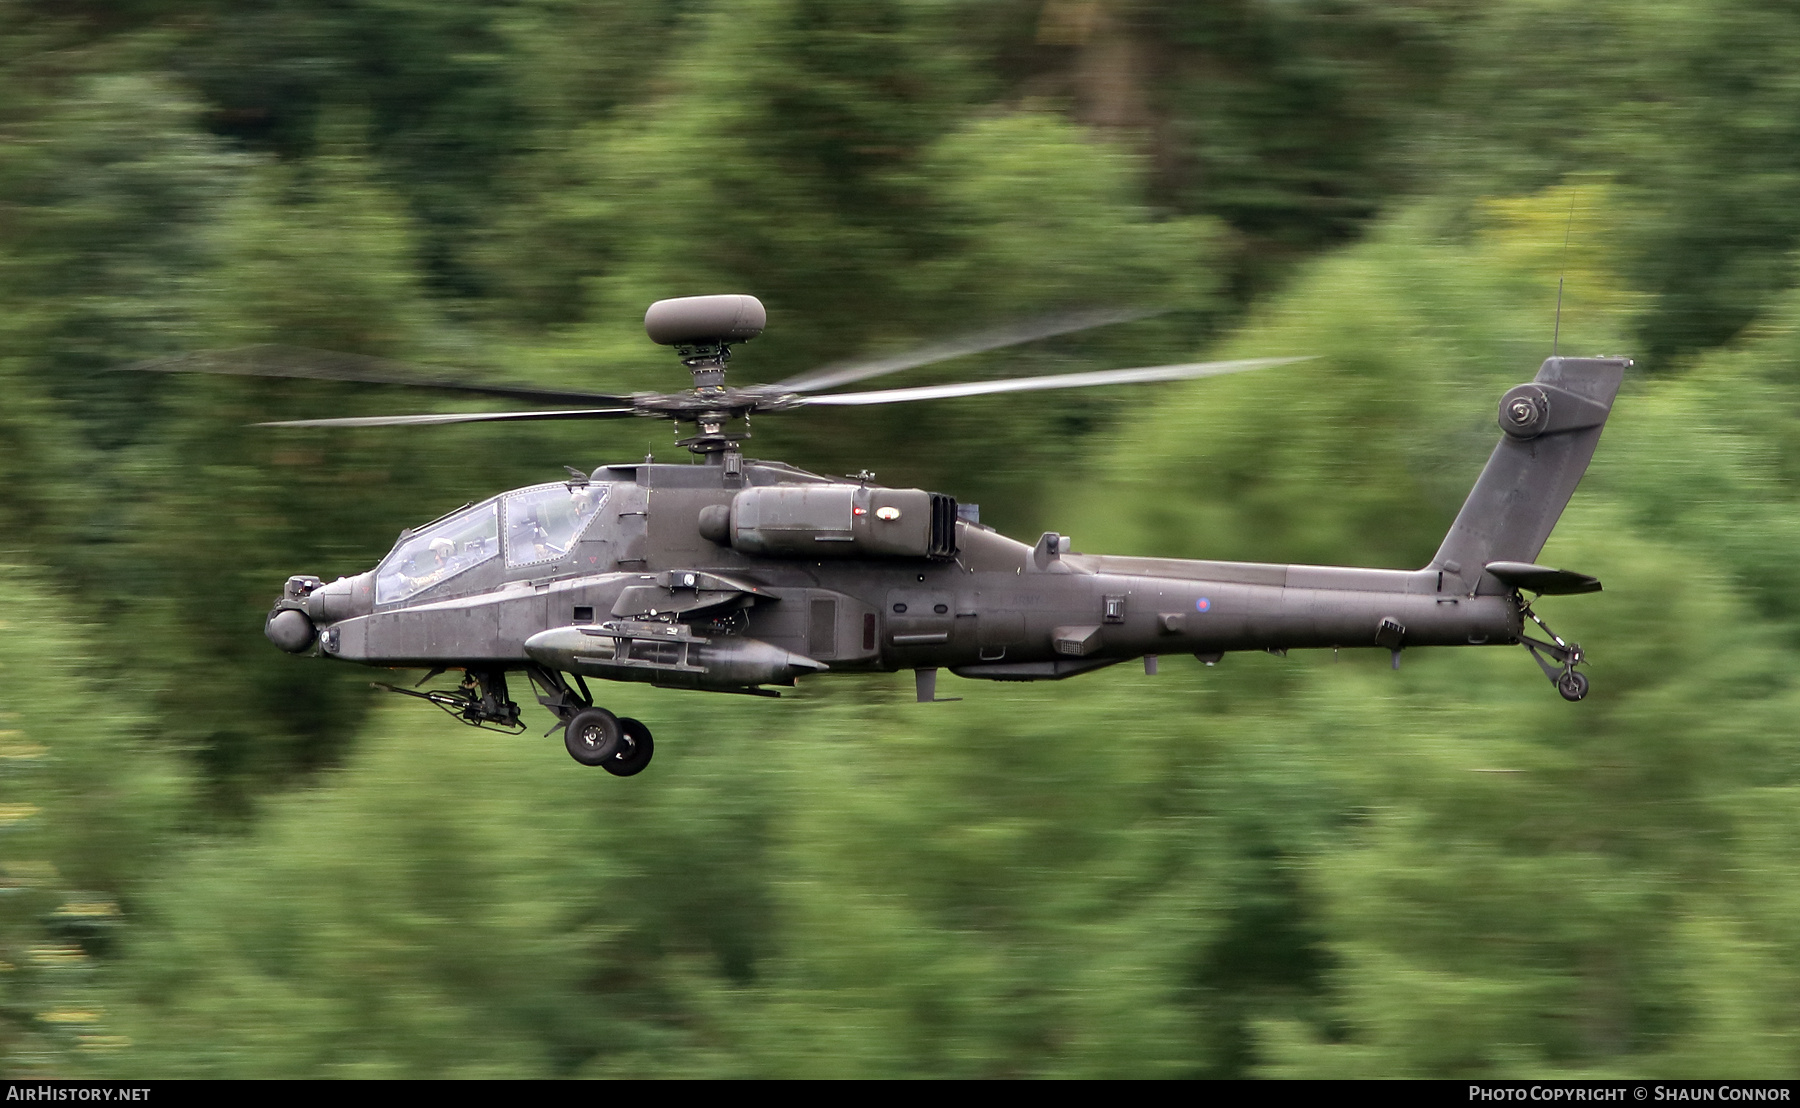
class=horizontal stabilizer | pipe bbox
[1485,561,1602,596]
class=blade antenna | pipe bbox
[1552,193,1577,357]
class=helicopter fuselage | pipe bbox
[272,456,1521,694]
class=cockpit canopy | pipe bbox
[376,482,609,605]
[504,482,608,568]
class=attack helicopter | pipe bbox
[139,295,1626,776]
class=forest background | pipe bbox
[2,0,1800,1078]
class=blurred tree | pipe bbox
[111,142,464,812]
[197,140,437,355]
[968,0,1457,295]
[1388,0,1800,368]
[0,565,183,1077]
[1254,527,1800,1076]
[749,110,1226,534]
[0,72,241,448]
[167,0,692,299]
[559,0,980,359]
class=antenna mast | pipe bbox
[1552,194,1576,357]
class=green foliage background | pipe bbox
[0,0,1798,1078]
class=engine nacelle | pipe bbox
[714,484,958,560]
[524,623,826,690]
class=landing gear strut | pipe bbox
[526,667,656,774]
[524,665,592,724]
[1517,596,1589,701]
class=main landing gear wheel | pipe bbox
[605,717,655,777]
[565,707,623,766]
[1557,670,1590,702]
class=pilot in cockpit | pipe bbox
[405,536,457,591]
[526,513,555,563]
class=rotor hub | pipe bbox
[676,343,730,390]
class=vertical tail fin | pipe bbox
[1431,356,1629,592]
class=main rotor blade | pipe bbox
[773,307,1167,393]
[257,407,640,428]
[797,356,1311,407]
[123,345,637,407]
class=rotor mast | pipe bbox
[671,340,747,458]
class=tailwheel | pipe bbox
[1557,669,1590,702]
[565,707,623,766]
[605,717,655,777]
[1518,595,1592,703]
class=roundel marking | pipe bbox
[1196,597,1212,613]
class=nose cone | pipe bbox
[784,651,829,673]
[265,609,316,654]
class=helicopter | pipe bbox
[139,295,1626,776]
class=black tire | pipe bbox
[565,707,623,766]
[1557,670,1590,702]
[605,717,655,777]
